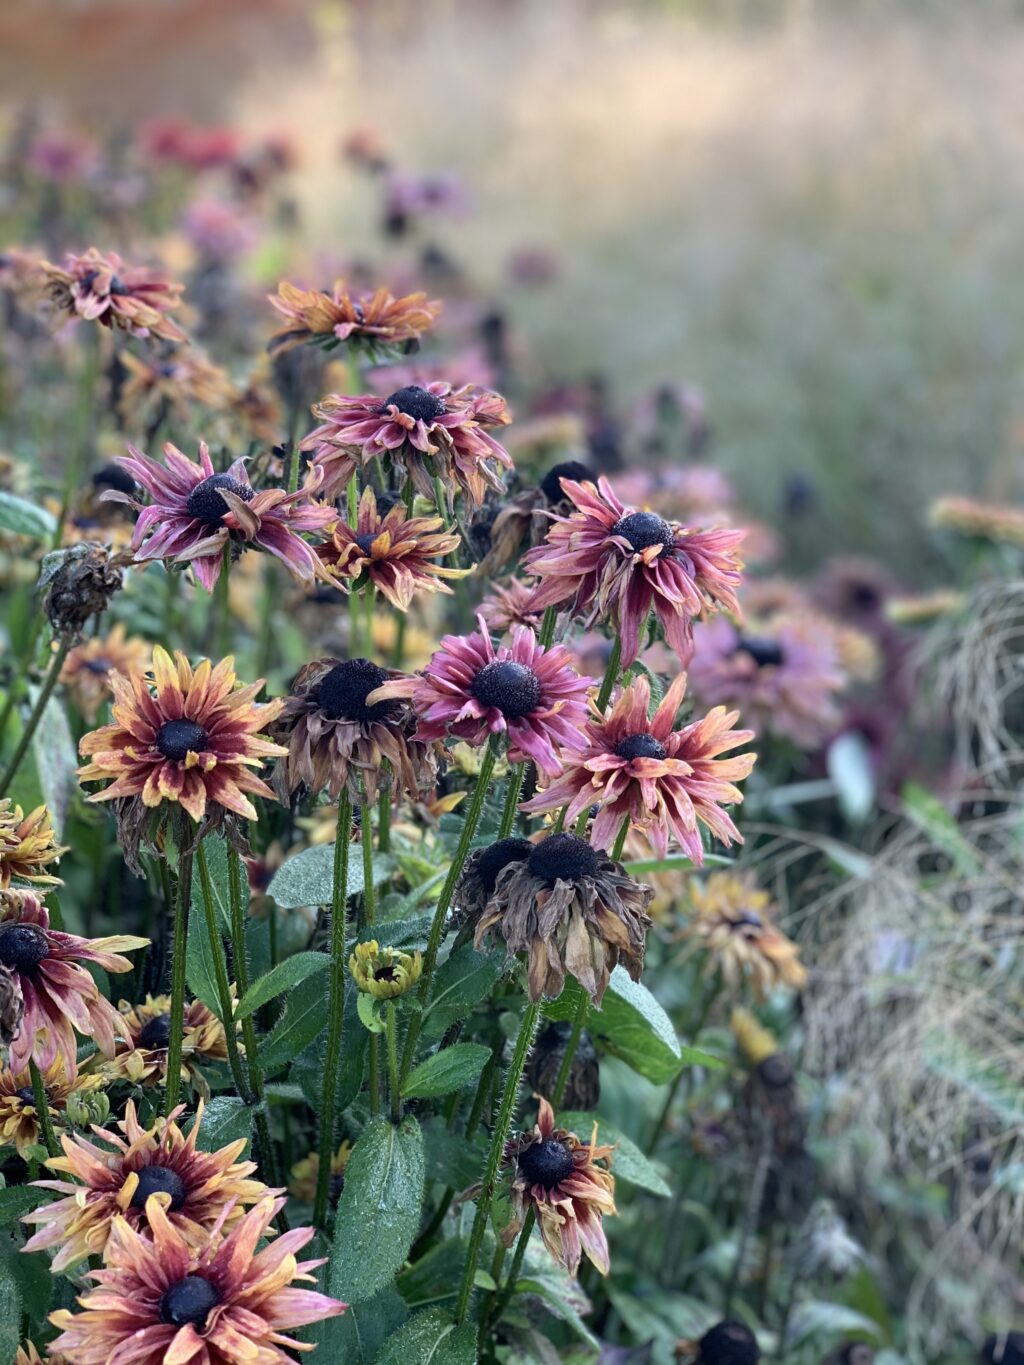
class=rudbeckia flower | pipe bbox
[59,624,151,723]
[0,801,66,888]
[268,276,440,356]
[42,247,186,342]
[681,872,807,998]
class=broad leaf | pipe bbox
[0,1185,49,1225]
[259,982,328,1073]
[422,943,505,1040]
[192,1095,253,1153]
[236,951,330,1019]
[544,967,685,1084]
[267,844,394,909]
[559,1111,671,1197]
[401,1043,491,1100]
[372,1307,476,1365]
[0,491,55,540]
[0,1238,22,1361]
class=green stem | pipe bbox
[377,782,391,854]
[368,1036,381,1115]
[538,605,558,649]
[595,634,622,713]
[164,844,193,1114]
[29,1059,59,1158]
[360,789,376,928]
[399,738,499,1082]
[0,636,72,797]
[314,791,352,1227]
[215,547,231,659]
[487,1208,535,1334]
[454,999,541,1325]
[195,842,251,1103]
[497,764,526,840]
[385,1002,401,1123]
[645,972,722,1156]
[551,991,589,1106]
[611,815,630,862]
[0,610,44,748]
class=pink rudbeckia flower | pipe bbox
[374,615,593,777]
[107,440,336,592]
[524,475,745,667]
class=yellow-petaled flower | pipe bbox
[289,1140,352,1205]
[16,1343,66,1365]
[87,994,230,1096]
[886,588,966,625]
[731,1007,779,1067]
[268,277,440,356]
[827,622,880,684]
[59,623,151,723]
[0,1055,104,1157]
[22,1099,269,1273]
[349,940,422,999]
[928,494,1024,548]
[680,872,807,1000]
[119,347,235,431]
[0,801,66,888]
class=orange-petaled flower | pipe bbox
[0,890,145,1077]
[479,576,545,635]
[501,1097,616,1276]
[119,348,235,432]
[59,624,151,723]
[0,1055,104,1156]
[42,247,185,342]
[22,1099,269,1272]
[268,276,440,356]
[0,801,66,888]
[318,485,469,610]
[288,1140,352,1206]
[90,994,229,1093]
[78,647,286,827]
[681,872,807,998]
[522,673,755,864]
[928,494,1024,548]
[48,1193,346,1363]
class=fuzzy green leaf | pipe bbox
[422,943,505,1040]
[544,967,684,1084]
[559,1111,671,1197]
[0,491,55,540]
[236,952,330,1019]
[259,984,328,1073]
[401,1042,491,1100]
[192,1096,253,1154]
[372,1307,476,1365]
[266,844,394,909]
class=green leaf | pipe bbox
[329,1115,425,1305]
[401,1043,491,1100]
[622,853,732,876]
[186,839,233,1014]
[0,1185,49,1225]
[559,1111,671,1197]
[32,690,77,836]
[0,1234,51,1326]
[422,943,505,1040]
[372,1307,476,1365]
[420,1117,488,1190]
[292,985,366,1112]
[236,952,330,1019]
[259,987,328,1073]
[0,491,56,540]
[306,1285,408,1362]
[544,968,684,1084]
[267,844,394,909]
[192,1096,253,1154]
[357,992,386,1034]
[0,1238,22,1362]
[902,781,981,875]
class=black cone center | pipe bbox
[540,461,594,505]
[471,661,542,719]
[186,473,254,526]
[91,462,137,496]
[518,1137,576,1190]
[15,1087,37,1106]
[131,1164,187,1213]
[475,838,533,897]
[527,833,599,885]
[381,386,446,423]
[160,1274,221,1329]
[355,534,379,554]
[611,510,674,552]
[698,1320,761,1364]
[614,732,667,762]
[757,1055,793,1090]
[0,924,48,973]
[735,635,785,669]
[316,659,394,723]
[156,719,209,761]
[138,1013,173,1049]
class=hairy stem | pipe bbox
[164,843,193,1114]
[314,791,352,1226]
[0,635,72,797]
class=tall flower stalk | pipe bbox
[314,791,352,1227]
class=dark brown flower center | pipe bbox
[160,1274,221,1329]
[381,386,446,423]
[527,833,599,885]
[186,473,254,526]
[756,1055,793,1090]
[355,533,379,554]
[91,462,137,496]
[734,635,785,669]
[475,837,533,897]
[131,1164,187,1213]
[697,1320,761,1364]
[316,659,394,723]
[138,1012,174,1049]
[156,719,209,761]
[611,510,674,553]
[0,924,49,974]
[539,460,594,505]
[614,732,667,762]
[374,965,397,982]
[472,661,542,719]
[733,910,764,930]
[108,275,130,296]
[517,1136,575,1189]
[15,1087,37,1106]
[83,657,112,675]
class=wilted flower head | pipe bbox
[0,1054,103,1156]
[522,672,755,863]
[91,993,229,1094]
[300,380,513,510]
[119,348,235,433]
[268,276,440,356]
[682,872,807,998]
[0,801,65,888]
[22,1099,268,1272]
[349,940,422,999]
[48,1193,346,1363]
[108,439,335,593]
[271,657,436,804]
[43,247,185,342]
[473,833,653,1005]
[40,542,126,637]
[59,624,151,723]
[929,495,1024,549]
[480,459,596,575]
[0,964,24,1064]
[527,1020,601,1112]
[317,485,469,610]
[0,889,146,1077]
[479,576,545,635]
[501,1097,616,1276]
[525,475,745,666]
[676,1320,761,1364]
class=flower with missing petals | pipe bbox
[681,872,807,998]
[525,475,744,666]
[0,801,66,888]
[479,576,545,635]
[42,247,185,342]
[349,940,422,1000]
[107,440,335,593]
[522,673,755,863]
[500,1097,616,1276]
[268,276,439,356]
[119,348,235,432]
[23,1099,268,1272]
[0,890,146,1077]
[59,624,151,723]
[48,1193,346,1363]
[317,485,468,610]
[473,833,652,1006]
[300,381,513,509]
[480,459,596,575]
[0,1055,103,1157]
[90,993,229,1094]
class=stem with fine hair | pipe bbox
[385,1002,401,1122]
[195,841,252,1104]
[0,635,72,797]
[29,1059,59,1158]
[486,1208,535,1337]
[497,763,526,840]
[314,790,352,1227]
[454,998,541,1325]
[360,786,376,927]
[552,991,590,1107]
[215,547,231,659]
[164,842,194,1114]
[594,633,622,713]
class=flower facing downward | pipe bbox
[0,801,66,888]
[268,276,440,356]
[349,940,422,1000]
[48,1194,346,1364]
[59,624,151,723]
[0,891,145,1077]
[108,440,336,593]
[317,485,469,610]
[522,673,755,863]
[377,617,593,778]
[300,381,513,508]
[78,647,285,830]
[43,247,186,342]
[525,475,744,666]
[501,1097,616,1276]
[22,1100,269,1272]
[681,872,807,999]
[473,833,653,1005]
